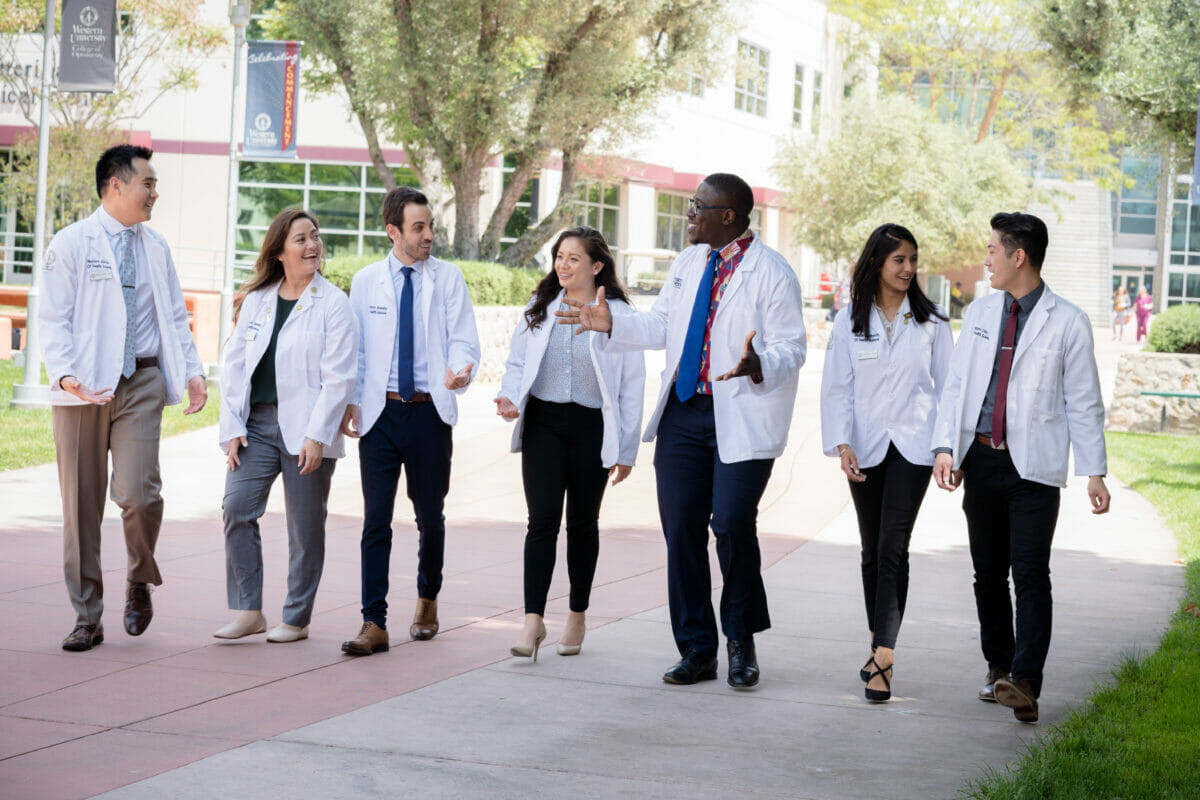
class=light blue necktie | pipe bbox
[675,249,720,403]
[119,228,137,378]
[397,265,415,399]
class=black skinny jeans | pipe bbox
[521,398,610,615]
[846,443,932,650]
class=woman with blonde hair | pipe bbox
[214,209,358,642]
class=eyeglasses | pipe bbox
[687,197,731,214]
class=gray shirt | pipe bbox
[975,282,1046,437]
[529,302,603,409]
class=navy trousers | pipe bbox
[653,391,774,657]
[358,399,452,629]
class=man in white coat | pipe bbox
[560,173,807,688]
[39,144,207,651]
[339,186,481,656]
[932,211,1110,723]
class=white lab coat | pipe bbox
[38,208,203,406]
[821,299,954,468]
[932,285,1107,487]
[219,273,359,458]
[349,254,481,435]
[602,236,807,462]
[498,292,645,469]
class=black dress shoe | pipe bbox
[727,638,760,689]
[124,582,153,636]
[978,667,1010,703]
[63,623,104,651]
[662,650,718,685]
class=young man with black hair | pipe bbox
[932,212,1110,722]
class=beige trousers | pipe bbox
[52,367,167,625]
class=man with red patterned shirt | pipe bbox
[559,173,807,688]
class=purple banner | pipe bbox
[244,41,301,158]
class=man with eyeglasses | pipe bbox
[558,173,806,689]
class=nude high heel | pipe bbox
[510,615,547,661]
[557,610,586,656]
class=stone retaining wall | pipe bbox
[1107,352,1200,434]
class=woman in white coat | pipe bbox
[495,227,645,660]
[820,223,952,702]
[215,209,358,643]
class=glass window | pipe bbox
[573,179,620,247]
[812,70,823,133]
[364,165,420,188]
[687,73,705,97]
[362,234,392,256]
[1116,154,1159,236]
[656,193,688,251]
[309,190,361,231]
[310,164,360,187]
[240,160,304,184]
[320,233,360,259]
[237,187,302,227]
[734,41,769,118]
[793,64,804,126]
[500,154,535,244]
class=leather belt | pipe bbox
[386,391,431,403]
[975,432,1007,450]
[135,357,159,370]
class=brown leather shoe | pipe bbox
[979,667,1010,702]
[124,582,153,636]
[63,623,104,651]
[993,676,1039,723]
[410,598,439,641]
[341,621,389,655]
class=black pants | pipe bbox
[521,398,609,616]
[358,399,452,628]
[654,391,774,656]
[962,442,1060,697]
[846,443,931,650]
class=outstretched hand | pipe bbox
[554,286,612,335]
[714,331,763,383]
[445,362,474,390]
[494,396,519,421]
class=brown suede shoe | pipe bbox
[341,621,389,655]
[993,676,1039,723]
[63,623,104,652]
[410,598,439,641]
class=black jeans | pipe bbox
[846,443,932,650]
[521,398,610,616]
[962,442,1061,697]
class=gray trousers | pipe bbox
[222,404,335,627]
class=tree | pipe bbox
[0,1,225,230]
[268,0,728,263]
[775,92,1028,274]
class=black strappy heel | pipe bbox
[860,653,876,683]
[865,661,892,703]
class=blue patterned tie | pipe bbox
[397,266,415,399]
[119,228,137,378]
[675,249,720,403]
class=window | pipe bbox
[1114,154,1159,236]
[1165,180,1200,306]
[686,72,705,97]
[574,180,620,248]
[0,149,35,283]
[734,41,769,117]
[656,193,689,252]
[792,64,804,126]
[811,70,823,133]
[236,160,420,282]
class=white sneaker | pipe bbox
[213,611,267,639]
[266,623,309,643]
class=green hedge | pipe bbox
[323,254,543,307]
[1146,304,1200,354]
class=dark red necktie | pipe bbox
[991,300,1021,447]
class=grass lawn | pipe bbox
[0,360,220,472]
[963,431,1200,799]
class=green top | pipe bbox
[248,295,298,406]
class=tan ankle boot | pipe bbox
[410,598,439,641]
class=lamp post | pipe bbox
[217,1,251,384]
[10,0,56,408]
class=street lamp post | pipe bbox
[10,0,56,408]
[217,2,251,384]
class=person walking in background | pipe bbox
[950,281,966,319]
[1112,285,1131,341]
[1134,285,1153,343]
[557,173,807,689]
[215,209,357,643]
[495,227,645,661]
[339,187,481,656]
[820,223,953,703]
[933,212,1109,724]
[39,145,207,652]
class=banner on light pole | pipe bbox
[244,41,301,158]
[1191,90,1200,206]
[58,0,117,93]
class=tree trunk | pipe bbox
[479,155,541,261]
[976,68,1012,143]
[498,150,579,267]
[450,152,489,260]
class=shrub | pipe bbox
[1146,304,1200,354]
[820,292,835,309]
[323,254,544,307]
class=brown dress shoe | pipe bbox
[993,676,1039,723]
[124,582,153,636]
[410,598,439,641]
[341,621,389,655]
[979,667,1010,703]
[63,623,104,652]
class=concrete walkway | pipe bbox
[0,330,1181,799]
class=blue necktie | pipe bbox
[119,228,137,378]
[397,266,415,399]
[675,249,720,403]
